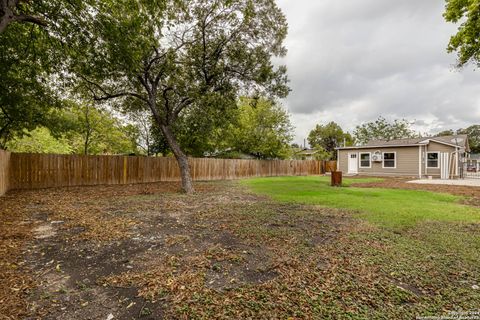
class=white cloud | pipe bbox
[276,0,480,145]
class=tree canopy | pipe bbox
[149,97,293,159]
[353,117,418,145]
[5,103,138,155]
[307,121,353,160]
[457,125,480,154]
[0,0,91,148]
[223,97,293,159]
[444,0,480,68]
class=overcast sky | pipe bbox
[276,0,480,146]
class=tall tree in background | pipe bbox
[63,104,138,155]
[149,97,293,159]
[435,129,455,137]
[444,0,480,68]
[75,0,289,193]
[128,110,155,156]
[353,117,418,145]
[307,122,353,160]
[224,97,293,159]
[458,125,480,153]
[6,103,138,155]
[6,127,72,154]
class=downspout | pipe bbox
[425,144,428,177]
[418,145,422,178]
[451,147,459,178]
[337,150,339,173]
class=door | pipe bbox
[348,153,358,174]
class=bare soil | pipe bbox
[0,182,347,319]
[2,179,480,319]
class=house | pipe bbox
[336,135,470,179]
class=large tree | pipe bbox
[444,0,480,68]
[75,0,289,193]
[307,121,353,160]
[353,117,418,145]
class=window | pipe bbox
[383,152,396,168]
[359,153,371,168]
[427,152,439,168]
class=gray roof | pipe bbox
[337,135,469,150]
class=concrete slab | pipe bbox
[407,179,480,187]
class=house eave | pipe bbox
[335,144,427,150]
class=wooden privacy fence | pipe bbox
[324,160,337,173]
[4,153,325,191]
[0,150,11,195]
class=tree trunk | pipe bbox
[160,124,195,193]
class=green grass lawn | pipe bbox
[239,176,480,317]
[241,176,480,228]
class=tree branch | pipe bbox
[81,76,148,103]
[13,14,47,27]
[172,97,194,120]
[0,0,47,34]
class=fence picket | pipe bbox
[0,151,334,192]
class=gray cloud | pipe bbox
[276,0,480,144]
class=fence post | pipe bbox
[123,156,127,184]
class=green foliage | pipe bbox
[0,0,91,148]
[444,0,480,67]
[172,98,239,157]
[307,122,353,159]
[6,103,138,155]
[60,104,138,155]
[353,117,418,145]
[223,97,294,159]
[242,176,480,229]
[458,125,480,153]
[433,125,480,153]
[312,146,333,161]
[435,129,455,137]
[6,127,72,154]
[150,97,294,159]
[0,21,60,148]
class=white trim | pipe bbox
[336,144,424,150]
[336,150,339,172]
[427,138,464,148]
[454,148,459,176]
[359,152,371,168]
[382,151,396,169]
[335,138,465,150]
[425,144,428,174]
[426,152,440,168]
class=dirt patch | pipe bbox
[0,181,350,319]
[0,193,36,319]
[33,224,56,239]
[4,178,479,319]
